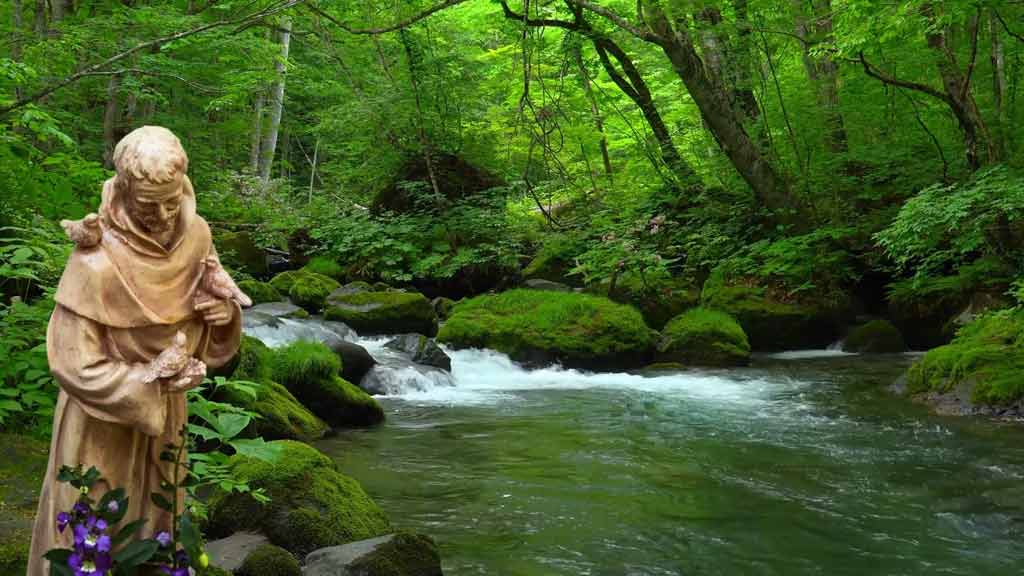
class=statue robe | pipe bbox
[27,176,242,576]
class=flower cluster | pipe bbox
[56,503,113,576]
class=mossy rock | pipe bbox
[842,320,906,353]
[230,335,276,381]
[216,230,268,277]
[701,269,848,351]
[302,256,346,282]
[590,273,700,330]
[219,380,329,442]
[269,270,306,295]
[437,289,656,371]
[289,272,342,314]
[522,235,582,286]
[906,309,1024,407]
[236,544,301,576]
[306,533,443,576]
[238,280,283,305]
[325,290,438,337]
[207,440,391,558]
[432,296,456,320]
[271,341,384,427]
[657,308,750,367]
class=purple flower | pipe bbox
[106,500,119,514]
[73,502,90,517]
[156,531,172,548]
[95,519,108,533]
[68,551,111,576]
[96,534,112,553]
[57,512,70,533]
[73,524,88,547]
[159,566,189,576]
[174,549,189,566]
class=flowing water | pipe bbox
[242,312,1024,575]
[317,348,1024,576]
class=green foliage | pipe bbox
[907,309,1024,405]
[301,256,345,281]
[236,544,301,576]
[437,289,656,369]
[271,340,342,387]
[658,308,750,366]
[237,280,282,305]
[344,533,442,576]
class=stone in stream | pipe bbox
[236,543,302,576]
[325,284,438,336]
[304,533,443,576]
[204,532,270,573]
[331,339,378,385]
[841,319,906,353]
[384,334,452,372]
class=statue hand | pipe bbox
[165,358,206,393]
[194,291,235,326]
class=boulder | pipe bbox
[271,341,385,427]
[238,280,283,305]
[236,544,301,576]
[205,532,270,573]
[207,441,391,558]
[842,320,906,353]
[593,273,699,331]
[701,269,850,351]
[657,308,750,367]
[326,289,438,337]
[216,230,268,277]
[246,302,310,319]
[331,340,378,386]
[304,533,443,576]
[269,270,307,295]
[437,289,656,371]
[385,334,452,371]
[431,297,456,320]
[302,256,346,282]
[522,278,572,293]
[289,272,342,314]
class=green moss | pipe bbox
[842,320,906,353]
[231,335,275,381]
[236,544,301,576]
[302,256,346,281]
[325,290,438,336]
[591,272,700,330]
[216,230,268,277]
[657,308,750,366]
[0,434,48,575]
[218,380,328,442]
[437,289,656,370]
[0,528,30,574]
[269,270,306,295]
[207,440,391,558]
[289,272,341,313]
[347,533,443,576]
[432,296,456,320]
[701,268,846,351]
[238,280,282,304]
[271,341,384,427]
[906,309,1024,406]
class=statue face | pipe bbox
[125,173,184,235]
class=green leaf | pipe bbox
[112,518,147,547]
[228,437,283,461]
[112,539,160,569]
[214,413,251,439]
[150,492,174,512]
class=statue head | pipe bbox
[112,126,189,239]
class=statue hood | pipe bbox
[54,175,212,328]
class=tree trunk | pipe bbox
[400,29,442,202]
[793,0,847,154]
[51,0,71,24]
[12,0,23,100]
[102,74,121,169]
[33,0,46,36]
[573,42,612,180]
[729,0,760,124]
[249,88,265,173]
[644,3,792,215]
[259,16,291,183]
[990,9,1007,157]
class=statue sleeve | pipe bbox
[200,300,242,369]
[47,304,168,437]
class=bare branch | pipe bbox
[857,51,951,104]
[72,68,224,94]
[961,7,980,101]
[307,0,471,35]
[0,0,304,116]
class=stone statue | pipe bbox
[27,126,248,576]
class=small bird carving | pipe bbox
[144,331,191,384]
[199,257,253,308]
[60,213,102,249]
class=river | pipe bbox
[317,346,1024,575]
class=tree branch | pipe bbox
[0,0,303,116]
[72,68,224,94]
[961,8,980,101]
[857,51,951,104]
[498,0,580,31]
[994,9,1024,43]
[564,0,659,43]
[307,0,471,35]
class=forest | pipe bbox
[2,0,1024,575]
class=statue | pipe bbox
[27,126,248,576]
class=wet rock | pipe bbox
[326,289,438,337]
[842,320,906,353]
[385,334,452,371]
[522,278,572,292]
[331,340,378,386]
[205,532,270,573]
[304,533,443,576]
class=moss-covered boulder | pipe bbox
[657,308,750,366]
[842,320,906,353]
[238,280,283,305]
[304,533,443,576]
[237,544,301,576]
[216,230,268,277]
[197,566,233,576]
[590,273,700,331]
[271,341,385,427]
[207,440,391,558]
[437,289,656,370]
[701,269,849,351]
[432,296,456,320]
[302,256,346,282]
[289,272,342,314]
[905,309,1024,412]
[325,289,438,336]
[522,234,582,287]
[269,270,306,295]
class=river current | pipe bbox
[316,347,1024,576]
